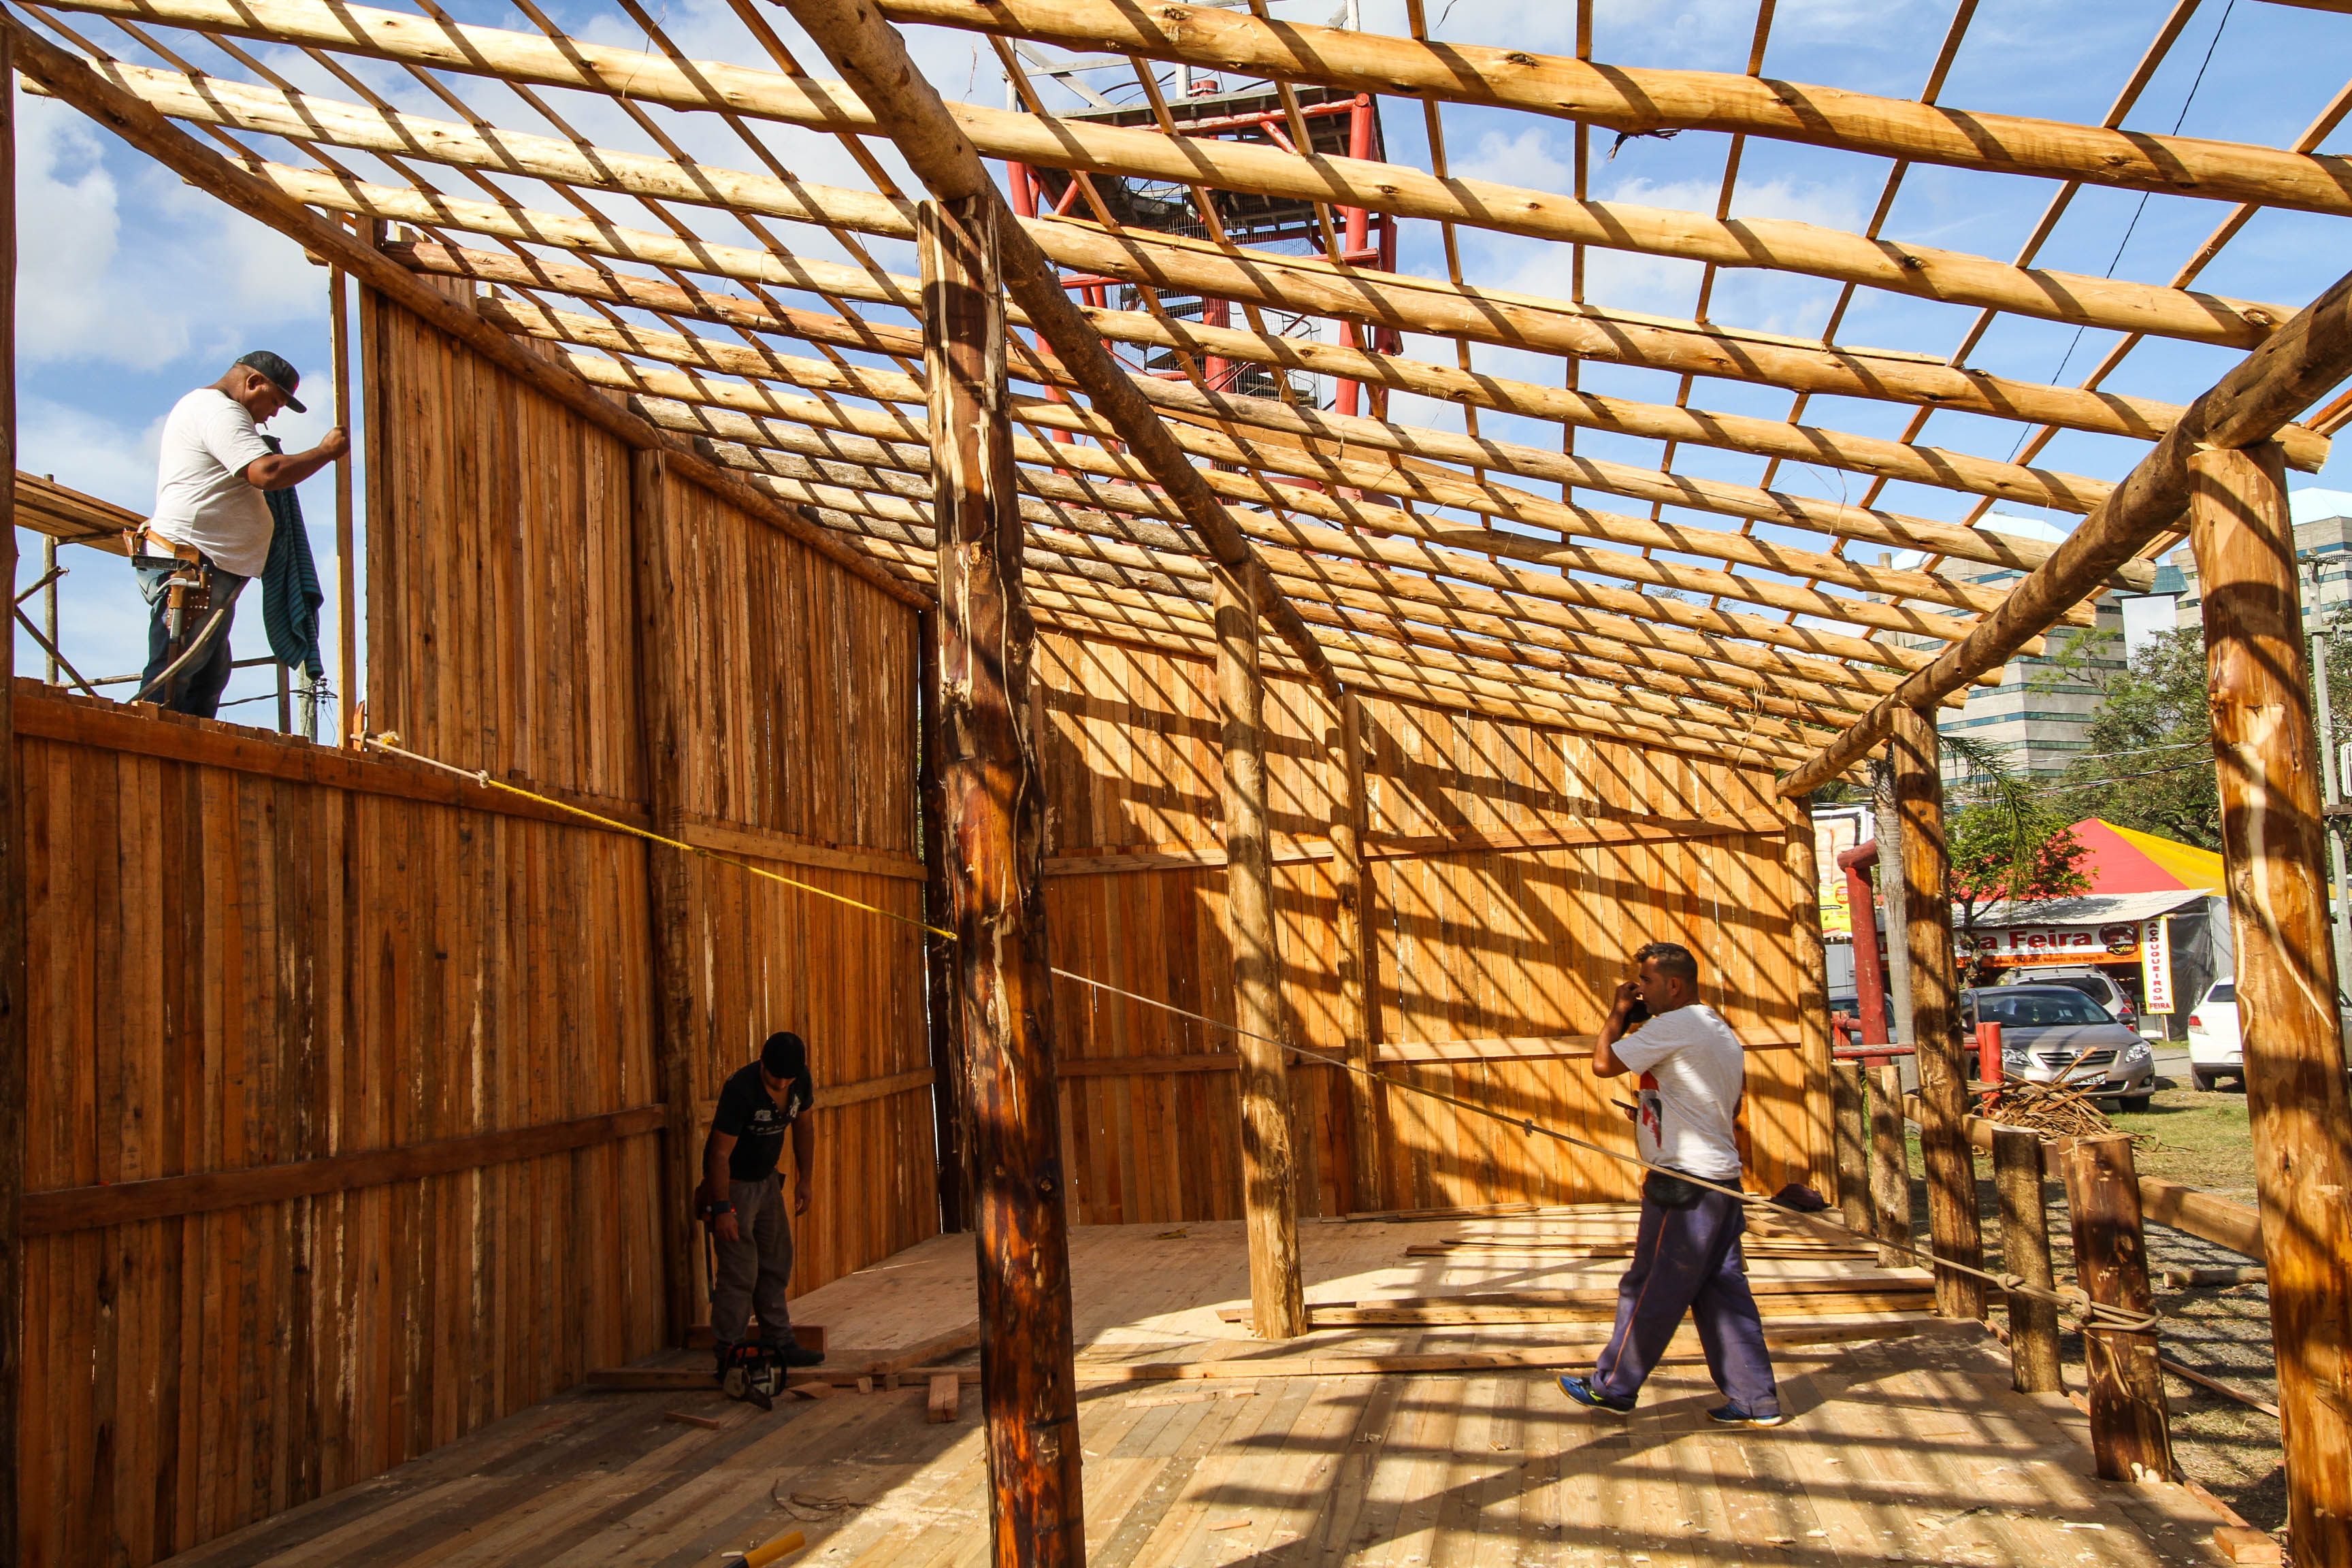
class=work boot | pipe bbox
[770,1337,826,1369]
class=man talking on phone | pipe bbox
[1556,941,1784,1426]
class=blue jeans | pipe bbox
[135,563,246,718]
[1590,1176,1782,1416]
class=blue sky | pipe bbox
[14,0,2352,725]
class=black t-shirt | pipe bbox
[712,1060,815,1182]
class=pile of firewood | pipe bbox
[1979,1077,2153,1149]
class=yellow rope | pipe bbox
[362,733,955,941]
[361,730,2159,1336]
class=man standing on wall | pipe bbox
[132,353,347,717]
[1557,941,1786,1427]
[701,1030,827,1392]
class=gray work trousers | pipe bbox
[711,1173,796,1348]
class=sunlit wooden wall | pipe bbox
[1035,632,1831,1222]
[10,295,934,1568]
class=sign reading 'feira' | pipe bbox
[1959,922,2144,966]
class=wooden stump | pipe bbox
[2059,1133,2171,1483]
[1832,1062,1870,1235]
[1992,1126,2060,1394]
[1867,1064,1912,1270]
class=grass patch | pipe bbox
[2109,1082,2256,1195]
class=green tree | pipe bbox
[2055,626,2222,848]
[1946,803,2092,935]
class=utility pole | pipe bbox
[2308,561,2351,991]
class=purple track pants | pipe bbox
[1588,1177,1782,1417]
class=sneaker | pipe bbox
[773,1340,827,1369]
[1708,1403,1788,1428]
[1557,1375,1635,1414]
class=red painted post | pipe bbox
[1837,841,1889,1047]
[1976,1020,2004,1085]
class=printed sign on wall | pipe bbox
[2142,915,2174,1013]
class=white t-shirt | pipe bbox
[147,389,276,578]
[1611,1002,1746,1183]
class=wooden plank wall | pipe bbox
[10,297,934,1568]
[1035,634,1830,1222]
[14,695,666,1568]
[363,292,935,1301]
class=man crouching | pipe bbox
[1556,941,1785,1427]
[701,1030,827,1389]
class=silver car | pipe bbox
[1960,985,2155,1109]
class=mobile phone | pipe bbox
[1624,991,1651,1026]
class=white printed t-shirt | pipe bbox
[1610,1002,1746,1182]
[147,389,276,578]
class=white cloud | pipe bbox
[16,95,325,374]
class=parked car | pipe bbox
[1959,985,2155,1109]
[1993,966,2140,1034]
[2184,981,2352,1090]
[2185,980,2241,1091]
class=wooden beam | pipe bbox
[1330,694,1382,1215]
[628,448,700,1347]
[2059,1134,2172,1484]
[917,195,1084,1568]
[20,1108,665,1235]
[43,0,2302,348]
[1891,704,1985,1321]
[647,387,1966,696]
[918,612,968,1235]
[0,20,928,612]
[0,27,20,1562]
[2189,440,2352,1565]
[71,68,2266,446]
[473,289,2076,619]
[1218,564,1307,1338]
[764,0,1337,698]
[879,0,2352,218]
[1780,263,2352,798]
[363,218,2121,521]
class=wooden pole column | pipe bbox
[919,610,968,1234]
[0,35,22,1567]
[627,448,700,1346]
[331,250,357,746]
[921,195,1084,1568]
[1329,692,1382,1214]
[1220,564,1308,1338]
[2189,440,2352,1565]
[2059,1133,2172,1483]
[1890,704,1987,1320]
[1782,794,1836,1190]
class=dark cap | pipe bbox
[233,350,307,414]
[761,1031,807,1079]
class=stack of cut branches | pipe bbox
[1980,1077,2155,1151]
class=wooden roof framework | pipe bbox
[12,0,2352,778]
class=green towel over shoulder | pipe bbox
[258,434,325,681]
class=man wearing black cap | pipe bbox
[700,1030,826,1373]
[133,353,347,717]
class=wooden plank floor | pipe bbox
[158,1211,2227,1567]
